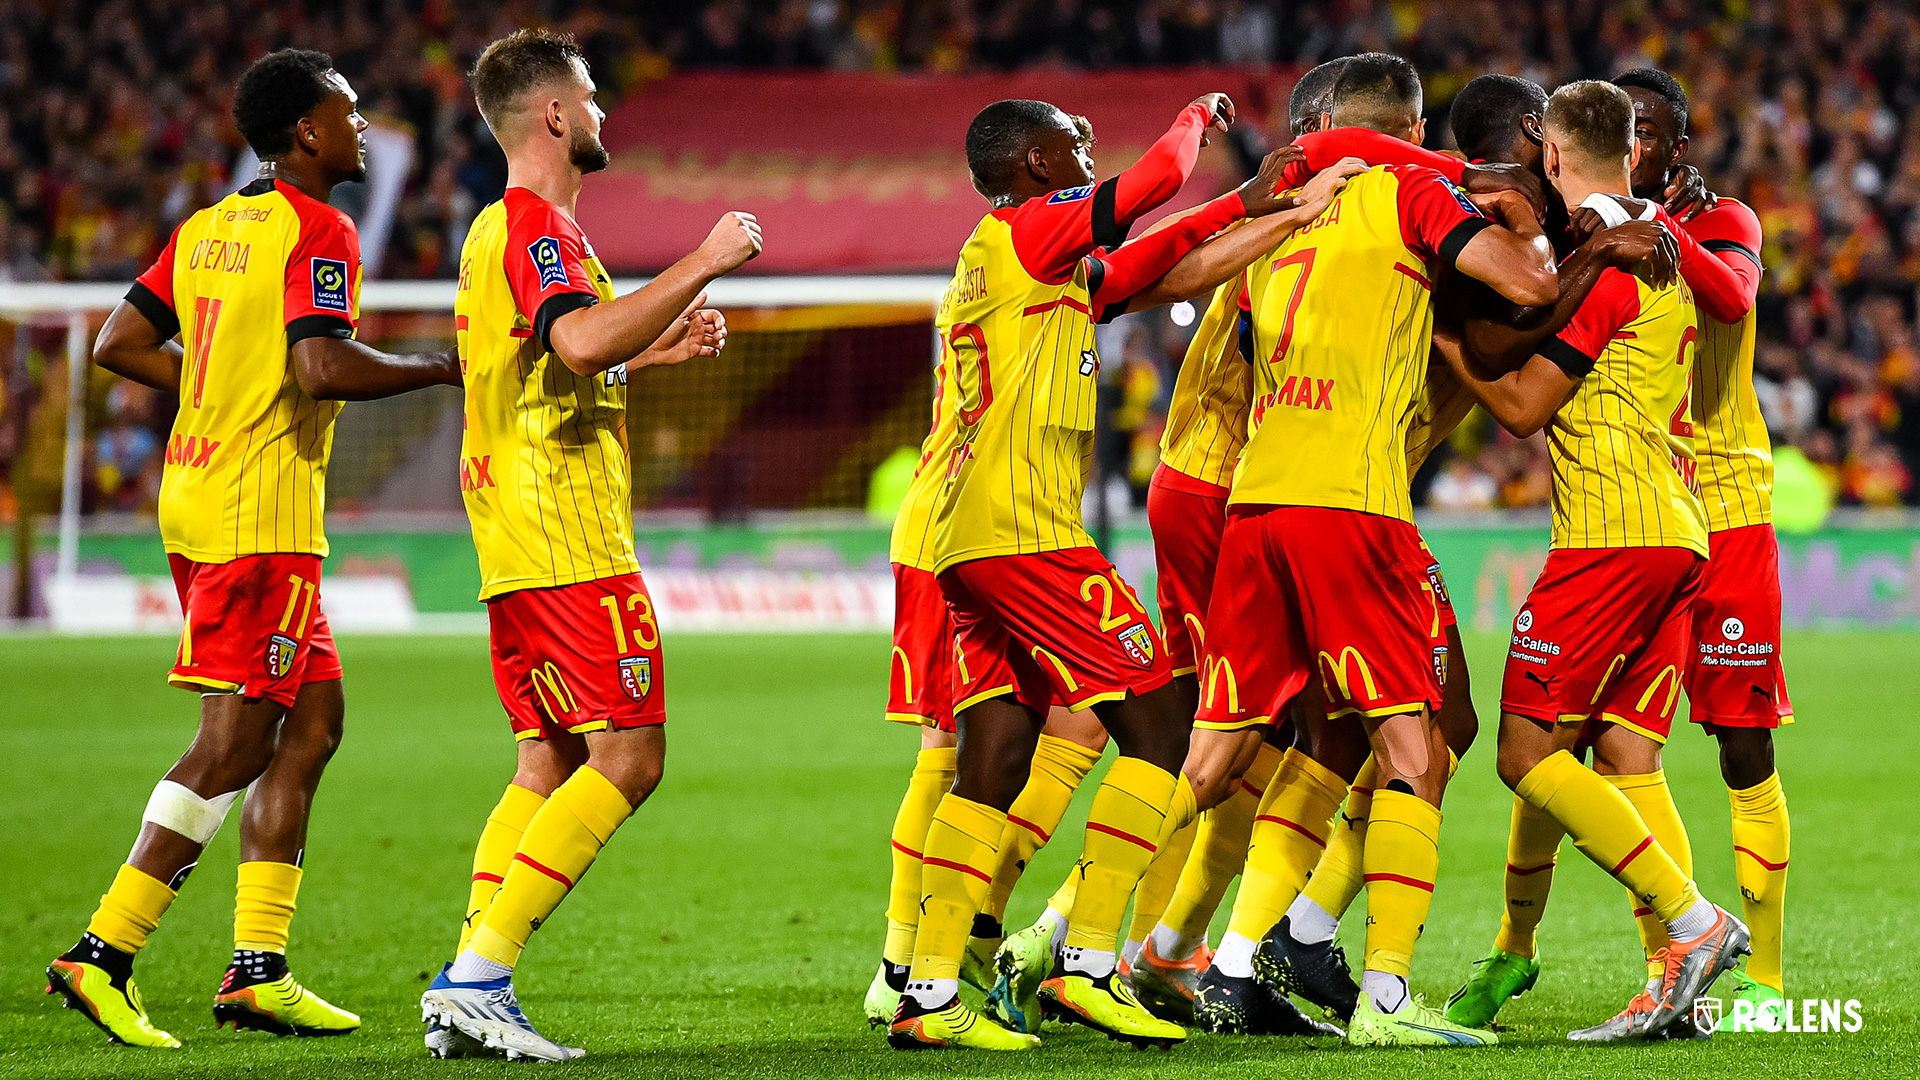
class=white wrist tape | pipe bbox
[1579,191,1657,227]
[141,780,241,846]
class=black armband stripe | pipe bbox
[1091,177,1129,250]
[125,281,179,340]
[1437,216,1496,268]
[286,314,352,346]
[1237,310,1256,365]
[533,292,600,356]
[1539,336,1595,378]
[1700,238,1762,272]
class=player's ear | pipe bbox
[1671,133,1689,165]
[1026,144,1050,184]
[546,97,567,139]
[1410,116,1427,144]
[1628,139,1643,170]
[1521,114,1543,146]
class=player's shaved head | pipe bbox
[1289,59,1349,136]
[233,49,338,158]
[473,29,589,139]
[1451,74,1547,163]
[1612,67,1689,137]
[966,99,1084,199]
[1329,53,1423,136]
[1544,80,1635,174]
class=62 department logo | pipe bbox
[309,257,350,313]
[619,656,653,702]
[264,633,300,679]
[528,236,570,289]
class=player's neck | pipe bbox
[1554,170,1629,210]
[260,158,335,205]
[506,155,584,216]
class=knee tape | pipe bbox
[141,780,241,846]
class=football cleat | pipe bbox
[887,995,1040,1051]
[1644,905,1750,1038]
[213,972,360,1036]
[45,955,180,1049]
[1346,991,1499,1048]
[1038,963,1187,1048]
[984,919,1053,1034]
[1444,946,1542,1028]
[1567,989,1663,1042]
[863,964,902,1029]
[1254,916,1359,1022]
[1655,1009,1715,1041]
[1194,966,1343,1037]
[1715,971,1787,1033]
[425,1020,492,1059]
[1127,938,1212,1023]
[960,935,1001,993]
[419,965,582,1063]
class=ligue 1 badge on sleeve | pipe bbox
[265,633,299,680]
[619,656,652,702]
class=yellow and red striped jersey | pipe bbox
[129,177,360,562]
[1680,199,1772,529]
[455,187,629,601]
[889,300,961,572]
[1233,165,1492,519]
[1538,265,1708,555]
[1159,276,1252,489]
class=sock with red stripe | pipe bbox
[1154,739,1282,959]
[980,734,1102,925]
[908,794,1006,1007]
[1608,770,1693,981]
[1516,750,1699,926]
[1222,748,1347,946]
[1126,816,1197,960]
[1061,757,1183,973]
[461,766,633,975]
[1730,770,1789,993]
[458,784,546,956]
[883,746,955,969]
[1493,794,1564,959]
[1360,788,1442,987]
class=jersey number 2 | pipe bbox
[1669,325,1696,438]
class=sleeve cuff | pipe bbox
[1701,237,1762,271]
[533,291,600,356]
[125,282,179,340]
[1539,336,1595,378]
[1437,216,1496,268]
[286,314,353,346]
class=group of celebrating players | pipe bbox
[867,52,1793,1051]
[31,23,1793,1064]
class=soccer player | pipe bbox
[48,50,465,1047]
[1193,52,1559,1048]
[417,30,755,1062]
[1434,80,1748,1043]
[887,93,1348,1052]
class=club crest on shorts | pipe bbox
[1119,622,1155,668]
[619,656,652,702]
[1425,562,1452,610]
[1433,645,1449,686]
[265,633,299,679]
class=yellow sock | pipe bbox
[1046,871,1078,924]
[1516,750,1697,923]
[1161,740,1283,942]
[982,735,1102,923]
[86,864,178,954]
[1609,771,1693,978]
[883,747,955,967]
[469,767,633,968]
[234,861,302,954]
[1493,795,1565,959]
[1361,789,1442,977]
[459,784,546,956]
[1730,771,1790,993]
[1224,749,1346,942]
[1063,757,1179,953]
[910,794,1006,982]
[1301,755,1376,920]
[1129,817,1197,946]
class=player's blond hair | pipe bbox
[471,28,588,137]
[1544,80,1635,173]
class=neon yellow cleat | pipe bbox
[1347,991,1499,1047]
[1039,965,1187,1048]
[863,964,901,1029]
[46,957,181,1049]
[961,934,1001,993]
[213,973,360,1037]
[984,918,1054,1034]
[888,996,1041,1051]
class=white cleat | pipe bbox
[420,969,582,1063]
[424,1019,492,1059]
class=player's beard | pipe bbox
[571,128,610,174]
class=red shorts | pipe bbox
[887,563,956,732]
[488,574,667,741]
[1147,463,1230,677]
[168,553,341,707]
[939,548,1173,715]
[1197,506,1446,730]
[1687,524,1794,729]
[1501,547,1704,743]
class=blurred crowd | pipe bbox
[3,1,1920,512]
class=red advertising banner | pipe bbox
[580,67,1291,273]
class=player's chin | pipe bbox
[349,163,369,184]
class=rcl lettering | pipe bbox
[460,455,496,493]
[165,434,220,468]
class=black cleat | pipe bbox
[1254,916,1359,1022]
[1195,966,1345,1036]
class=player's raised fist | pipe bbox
[1191,93,1235,144]
[701,211,763,274]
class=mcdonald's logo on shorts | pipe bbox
[529,662,577,720]
[1318,646,1381,703]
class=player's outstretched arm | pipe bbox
[1107,95,1232,227]
[1449,190,1559,308]
[94,302,183,393]
[548,211,761,376]
[291,337,462,401]
[1432,328,1577,439]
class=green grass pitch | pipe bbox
[0,631,1913,1078]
